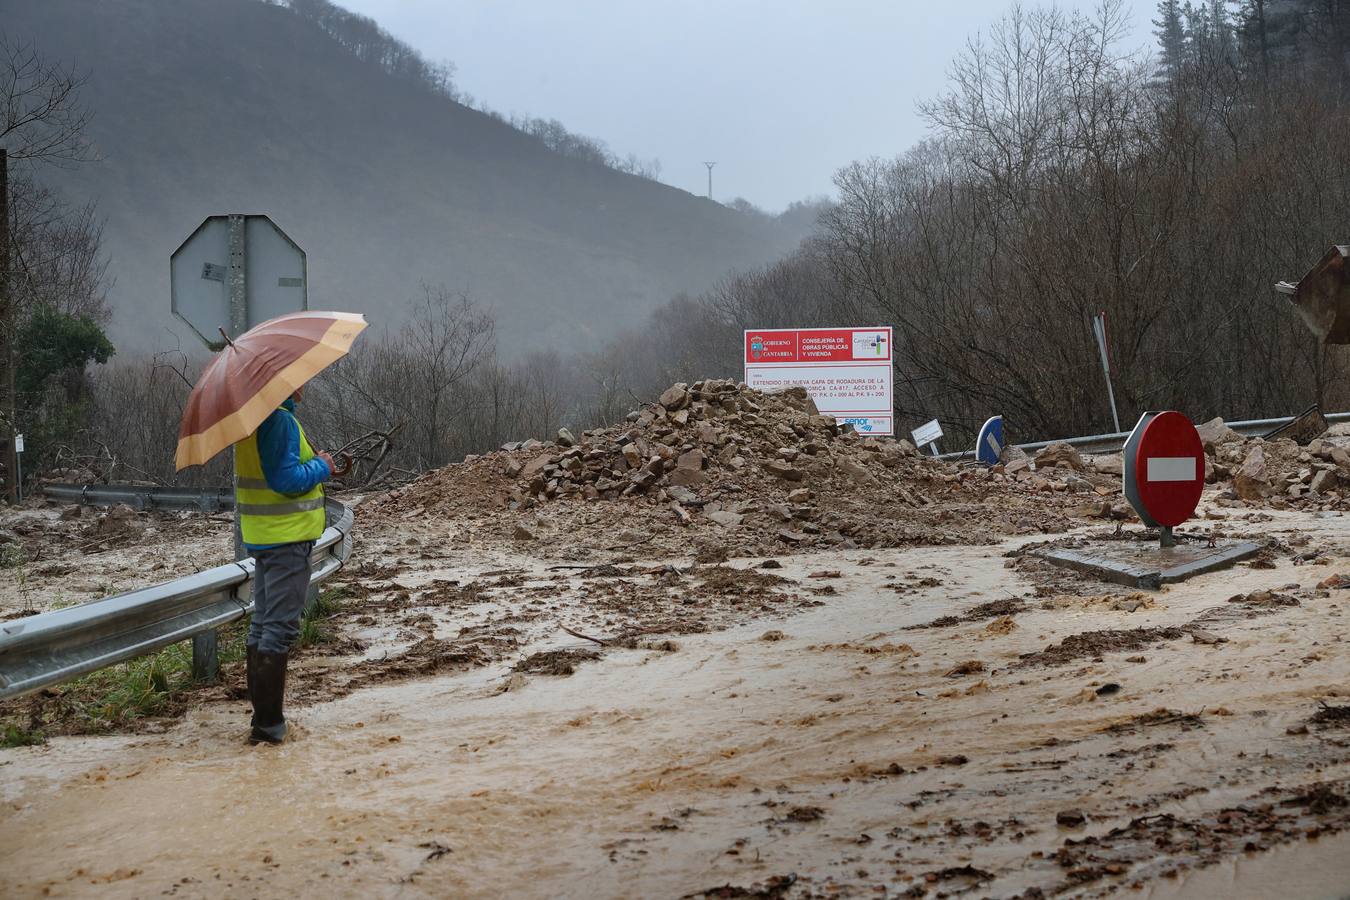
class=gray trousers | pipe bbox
[247,541,314,654]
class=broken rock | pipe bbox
[1311,468,1340,494]
[706,510,744,527]
[836,457,877,485]
[1234,445,1273,500]
[521,454,553,479]
[1034,442,1086,472]
[762,460,806,482]
[659,383,690,411]
[1093,454,1124,476]
[676,449,706,471]
[1196,416,1241,450]
[666,484,700,505]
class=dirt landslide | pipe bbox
[0,502,231,618]
[6,389,1350,897]
[360,380,1108,562]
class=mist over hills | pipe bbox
[7,0,810,355]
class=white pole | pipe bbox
[1093,314,1122,433]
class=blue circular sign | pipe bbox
[975,416,1004,466]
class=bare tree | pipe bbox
[1,37,97,500]
[0,37,92,163]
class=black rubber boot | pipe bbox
[245,645,259,730]
[248,650,289,745]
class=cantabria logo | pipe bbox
[852,331,887,359]
[750,335,765,360]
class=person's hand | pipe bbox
[316,451,337,477]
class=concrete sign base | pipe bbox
[1037,539,1262,590]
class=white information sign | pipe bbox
[744,327,893,435]
[911,419,943,448]
[13,433,23,453]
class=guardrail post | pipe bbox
[188,475,232,681]
[191,631,218,682]
[192,457,246,683]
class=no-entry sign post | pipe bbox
[1123,411,1205,547]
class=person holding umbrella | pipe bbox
[176,311,367,744]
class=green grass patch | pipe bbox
[1,581,354,736]
[296,584,350,647]
[0,543,28,569]
[1,723,46,748]
[2,620,251,735]
[310,584,352,618]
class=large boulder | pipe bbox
[676,449,706,471]
[1034,442,1086,472]
[1310,467,1340,494]
[1196,417,1242,451]
[836,457,877,485]
[1233,444,1273,499]
[762,460,806,481]
[1093,454,1124,476]
[658,383,690,411]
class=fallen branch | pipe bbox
[559,624,610,646]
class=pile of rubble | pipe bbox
[366,381,1103,558]
[496,381,911,510]
[1205,418,1350,509]
[1046,414,1350,514]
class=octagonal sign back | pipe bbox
[170,215,307,348]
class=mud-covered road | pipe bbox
[4,507,1350,898]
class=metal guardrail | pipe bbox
[0,486,353,702]
[938,411,1350,461]
[41,483,235,513]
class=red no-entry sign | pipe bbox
[1123,411,1204,528]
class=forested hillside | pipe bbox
[16,0,1350,487]
[4,0,806,354]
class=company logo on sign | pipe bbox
[852,331,887,359]
[750,335,764,360]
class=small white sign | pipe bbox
[911,419,943,447]
[13,433,23,453]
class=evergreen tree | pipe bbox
[1236,0,1272,76]
[1154,0,1188,80]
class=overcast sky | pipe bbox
[339,0,1161,211]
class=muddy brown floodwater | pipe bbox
[3,511,1350,898]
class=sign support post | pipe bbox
[13,432,21,504]
[171,214,309,682]
[1092,312,1122,433]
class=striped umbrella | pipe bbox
[175,311,368,470]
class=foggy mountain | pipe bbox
[6,0,810,354]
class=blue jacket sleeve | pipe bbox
[257,409,330,495]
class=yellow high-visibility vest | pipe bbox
[235,411,325,546]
